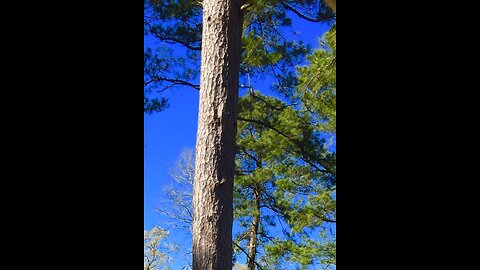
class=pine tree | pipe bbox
[144,1,336,268]
[191,0,243,268]
[234,90,335,269]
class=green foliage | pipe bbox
[144,226,174,270]
[144,0,335,113]
[143,45,200,113]
[234,90,336,269]
[242,32,283,68]
[296,25,336,133]
[145,0,202,44]
[265,236,336,269]
[144,94,168,114]
[144,0,201,114]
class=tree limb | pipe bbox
[281,2,325,23]
[144,77,200,91]
[145,21,201,51]
[232,241,265,270]
[237,116,334,175]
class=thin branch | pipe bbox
[257,231,276,243]
[277,215,295,241]
[144,77,200,91]
[262,191,336,225]
[319,216,336,223]
[281,2,324,23]
[241,2,254,12]
[249,91,297,110]
[260,201,289,220]
[233,241,265,270]
[237,116,333,174]
[158,36,202,51]
[145,21,201,51]
[241,149,261,165]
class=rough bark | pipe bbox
[192,0,244,269]
[325,0,336,13]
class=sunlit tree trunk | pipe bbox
[325,0,336,13]
[247,186,261,270]
[192,0,244,269]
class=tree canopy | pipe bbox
[143,0,335,113]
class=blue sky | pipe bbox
[144,15,332,269]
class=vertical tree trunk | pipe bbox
[325,0,336,13]
[192,0,243,269]
[247,186,261,270]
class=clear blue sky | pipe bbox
[144,15,332,269]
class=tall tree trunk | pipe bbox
[247,186,261,270]
[325,0,336,13]
[192,0,243,269]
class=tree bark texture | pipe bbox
[247,186,261,270]
[192,0,243,269]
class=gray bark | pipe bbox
[247,187,260,270]
[192,0,244,269]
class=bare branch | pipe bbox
[144,77,200,91]
[233,241,265,270]
[281,2,326,23]
[145,21,201,51]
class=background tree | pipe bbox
[158,150,195,270]
[156,63,337,268]
[234,90,335,270]
[144,226,174,270]
[295,25,336,134]
[155,93,336,269]
[159,149,195,229]
[263,26,337,269]
[234,263,250,270]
